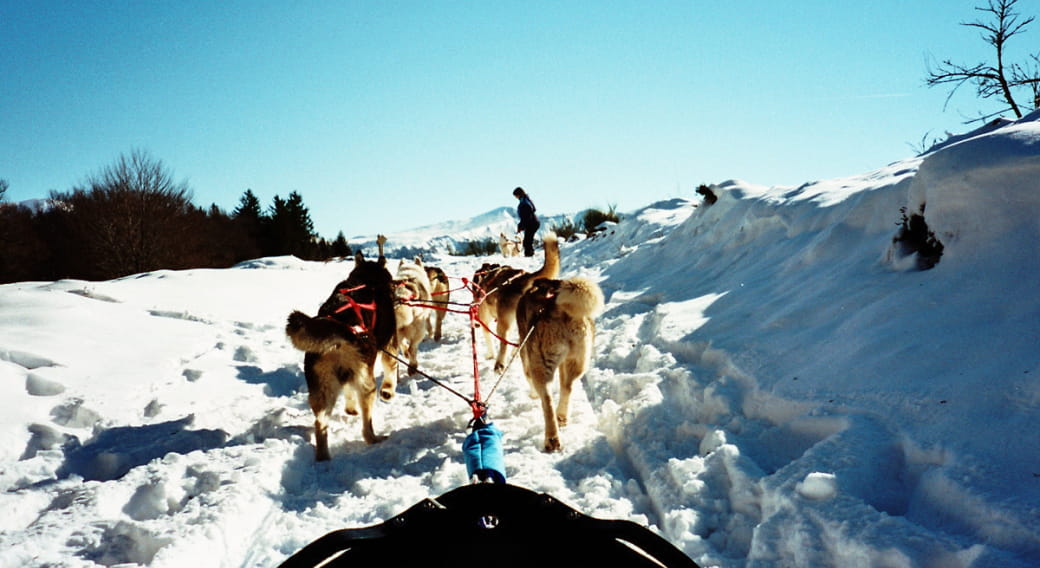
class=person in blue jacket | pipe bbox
[513,187,540,257]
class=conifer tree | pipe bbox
[232,189,265,257]
[331,231,352,258]
[233,189,263,221]
[265,191,317,258]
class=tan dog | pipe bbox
[499,232,521,257]
[285,250,399,461]
[516,276,604,452]
[471,233,560,373]
[424,265,450,341]
[393,256,433,375]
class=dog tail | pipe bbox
[553,276,604,319]
[532,232,561,280]
[286,310,352,353]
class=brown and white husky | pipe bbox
[471,233,560,373]
[393,256,433,375]
[516,275,604,452]
[424,265,450,341]
[285,248,398,461]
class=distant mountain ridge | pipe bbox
[350,206,575,257]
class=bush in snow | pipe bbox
[581,205,620,235]
[696,184,718,205]
[454,237,498,256]
[549,218,580,241]
[892,204,944,270]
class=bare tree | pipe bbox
[926,0,1040,122]
[0,178,8,202]
[52,150,196,279]
[1015,53,1040,109]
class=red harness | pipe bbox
[330,285,378,336]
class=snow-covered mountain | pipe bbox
[1,112,1038,567]
[349,206,577,257]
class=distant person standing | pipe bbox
[513,187,540,257]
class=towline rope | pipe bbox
[384,272,541,422]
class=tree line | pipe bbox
[0,150,351,284]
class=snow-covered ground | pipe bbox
[1,111,1038,567]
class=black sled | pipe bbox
[277,482,699,568]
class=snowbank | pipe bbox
[0,113,1037,567]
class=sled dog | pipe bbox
[471,233,560,373]
[499,233,522,257]
[285,248,399,461]
[516,276,604,452]
[393,257,434,375]
[424,265,450,341]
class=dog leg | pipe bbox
[399,336,415,375]
[560,320,595,427]
[523,365,540,399]
[313,413,332,462]
[557,358,586,428]
[405,319,427,375]
[482,326,496,361]
[529,369,562,452]
[493,315,514,374]
[379,341,399,402]
[478,306,497,361]
[406,337,419,376]
[343,388,359,416]
[517,342,539,401]
[308,355,343,461]
[433,310,445,342]
[358,366,387,444]
[310,392,336,461]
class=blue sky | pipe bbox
[2,1,1026,239]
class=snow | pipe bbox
[796,472,838,501]
[1,113,1038,567]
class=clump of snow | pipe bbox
[1,112,1038,567]
[796,472,838,500]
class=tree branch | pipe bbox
[926,0,1037,118]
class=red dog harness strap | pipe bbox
[331,285,378,334]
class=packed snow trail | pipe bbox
[0,253,667,567]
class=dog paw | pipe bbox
[544,437,562,453]
[407,363,418,376]
[494,363,505,374]
[379,388,395,402]
[364,433,388,445]
[557,415,568,427]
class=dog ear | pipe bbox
[354,251,365,264]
